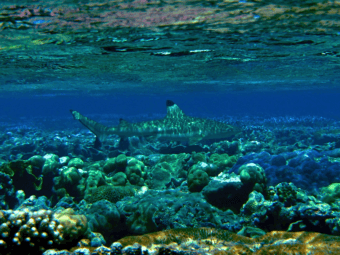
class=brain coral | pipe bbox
[112,172,128,186]
[85,185,135,204]
[187,169,209,192]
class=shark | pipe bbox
[70,100,240,146]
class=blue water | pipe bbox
[1,88,340,121]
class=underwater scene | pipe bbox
[2,0,340,254]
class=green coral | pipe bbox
[88,156,144,191]
[191,152,207,163]
[61,167,82,185]
[187,169,209,192]
[146,154,189,189]
[103,154,127,174]
[116,154,128,169]
[28,155,45,169]
[146,162,171,189]
[42,154,60,175]
[188,162,218,177]
[53,167,83,200]
[126,158,145,186]
[59,156,70,165]
[321,183,340,204]
[208,153,237,175]
[112,172,128,186]
[85,185,135,203]
[103,158,116,174]
[238,163,267,193]
[159,153,189,178]
[79,170,107,198]
[87,162,102,171]
[67,158,84,169]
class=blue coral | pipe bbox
[230,149,340,192]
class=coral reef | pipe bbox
[117,189,240,235]
[2,115,340,254]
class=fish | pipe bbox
[70,100,240,146]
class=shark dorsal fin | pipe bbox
[119,118,130,126]
[166,100,185,118]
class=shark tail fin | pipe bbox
[70,110,114,145]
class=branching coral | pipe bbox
[0,208,88,254]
